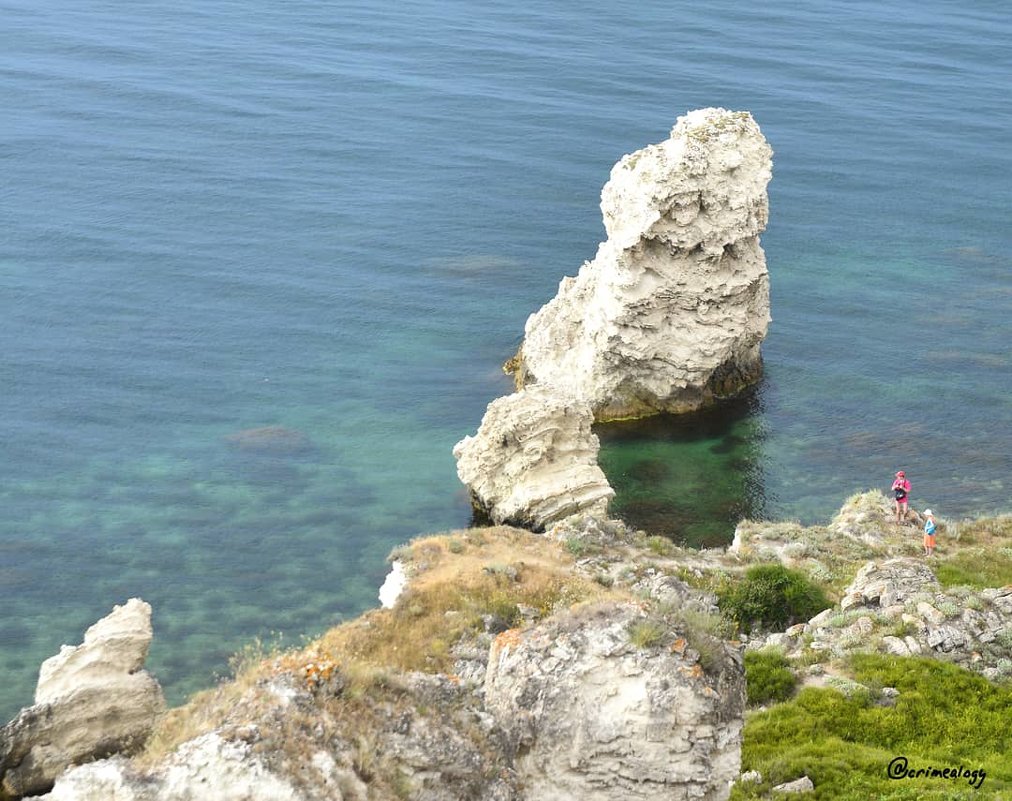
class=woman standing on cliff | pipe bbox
[892,470,911,523]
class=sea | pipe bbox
[1,0,1009,719]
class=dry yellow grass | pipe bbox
[308,525,621,675]
[139,526,625,766]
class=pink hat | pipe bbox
[896,470,905,477]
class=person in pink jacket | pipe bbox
[891,470,911,523]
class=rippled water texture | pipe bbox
[1,0,1009,717]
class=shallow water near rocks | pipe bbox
[1,0,1010,719]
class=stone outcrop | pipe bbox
[484,602,745,801]
[453,388,613,530]
[509,108,773,420]
[1,599,165,799]
[455,109,773,528]
[755,556,1012,679]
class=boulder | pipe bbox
[508,108,773,420]
[881,636,911,657]
[844,559,939,609]
[484,602,745,800]
[453,387,614,530]
[1,600,165,799]
[772,775,814,794]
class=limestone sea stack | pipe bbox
[509,108,773,420]
[456,109,773,528]
[0,599,165,799]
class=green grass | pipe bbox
[744,648,797,706]
[935,548,1012,590]
[733,655,1012,800]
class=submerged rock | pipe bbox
[0,599,165,799]
[509,108,773,420]
[224,426,312,455]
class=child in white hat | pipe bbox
[923,509,937,557]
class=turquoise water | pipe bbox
[1,1,1009,718]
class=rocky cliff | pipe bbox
[455,109,773,528]
[7,497,1010,800]
[33,527,746,801]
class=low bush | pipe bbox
[718,564,832,633]
[627,619,667,649]
[744,648,796,706]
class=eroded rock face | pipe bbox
[484,602,745,801]
[453,387,614,530]
[1,599,165,799]
[509,108,773,420]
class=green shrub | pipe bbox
[718,564,832,633]
[645,535,675,556]
[627,619,667,649]
[745,648,797,706]
[565,537,589,557]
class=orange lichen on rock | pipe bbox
[495,628,524,650]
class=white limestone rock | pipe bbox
[453,386,614,530]
[36,734,308,801]
[509,108,773,420]
[1,599,165,799]
[378,560,408,609]
[454,109,772,527]
[35,599,155,705]
[772,775,814,794]
[484,602,745,801]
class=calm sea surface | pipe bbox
[1,0,1009,717]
